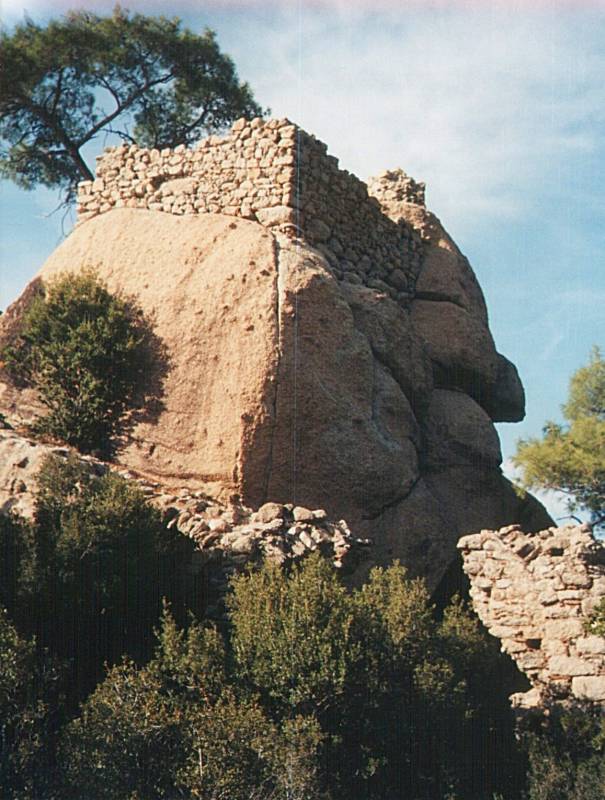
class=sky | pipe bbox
[1,0,604,523]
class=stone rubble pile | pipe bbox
[458,524,605,708]
[76,117,424,305]
[0,429,369,614]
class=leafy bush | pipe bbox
[586,596,605,637]
[0,454,201,703]
[59,606,324,800]
[229,556,523,799]
[0,607,64,799]
[49,555,525,799]
[523,705,605,800]
[2,269,164,454]
[1,471,528,799]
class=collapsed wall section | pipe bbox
[76,117,423,304]
[458,524,605,709]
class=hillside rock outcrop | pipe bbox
[0,119,551,589]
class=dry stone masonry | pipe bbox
[458,524,605,709]
[77,117,423,304]
[367,169,426,214]
[0,428,369,619]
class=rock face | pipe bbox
[0,119,551,590]
[459,525,605,708]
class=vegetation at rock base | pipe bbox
[58,605,325,800]
[0,6,265,204]
[56,557,523,799]
[0,447,603,798]
[0,457,527,800]
[0,454,201,705]
[521,703,605,800]
[1,269,164,455]
[514,346,605,530]
[0,607,64,798]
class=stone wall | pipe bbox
[0,428,369,619]
[76,117,423,304]
[367,169,426,211]
[458,524,605,709]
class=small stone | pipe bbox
[208,518,230,533]
[548,655,598,677]
[575,636,605,655]
[293,506,315,522]
[255,502,286,523]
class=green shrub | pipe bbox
[586,596,605,637]
[0,454,201,703]
[49,555,525,799]
[0,607,64,799]
[228,555,524,800]
[1,269,163,454]
[523,705,605,800]
[59,606,325,800]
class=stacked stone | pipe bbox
[367,169,426,209]
[134,481,371,619]
[458,524,605,709]
[76,117,296,224]
[76,118,424,306]
[0,429,369,610]
[293,131,423,301]
[153,493,368,573]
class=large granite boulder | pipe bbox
[0,163,549,590]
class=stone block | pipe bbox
[572,676,605,702]
[576,636,605,655]
[255,205,297,227]
[293,506,315,522]
[548,655,598,677]
[543,619,584,639]
[254,502,286,523]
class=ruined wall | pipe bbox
[458,524,605,708]
[76,117,423,304]
[0,428,369,618]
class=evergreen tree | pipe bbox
[0,7,265,204]
[514,347,605,530]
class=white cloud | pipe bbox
[231,6,605,237]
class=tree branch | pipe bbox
[76,71,176,148]
[15,94,93,182]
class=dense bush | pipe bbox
[0,607,64,798]
[1,457,576,800]
[0,454,201,703]
[523,705,605,800]
[1,269,162,454]
[59,605,324,800]
[57,554,524,800]
[229,556,524,799]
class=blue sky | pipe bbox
[1,0,604,521]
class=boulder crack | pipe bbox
[262,236,283,502]
[362,475,421,521]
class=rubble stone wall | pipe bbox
[76,117,424,303]
[0,429,369,619]
[458,524,605,708]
